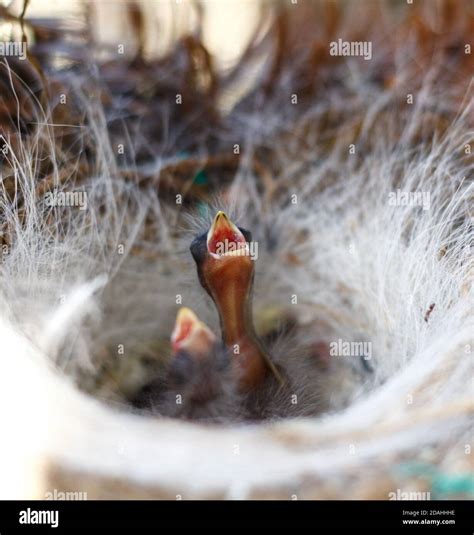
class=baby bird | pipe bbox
[132,307,241,422]
[190,211,327,420]
[190,211,285,392]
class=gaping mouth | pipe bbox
[171,307,215,353]
[206,211,248,259]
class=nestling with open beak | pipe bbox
[132,307,241,422]
[190,211,285,392]
[190,211,328,420]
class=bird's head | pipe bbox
[170,306,216,358]
[168,307,232,409]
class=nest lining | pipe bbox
[0,0,473,499]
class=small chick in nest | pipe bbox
[132,211,328,422]
[132,307,242,422]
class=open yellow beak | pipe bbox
[171,307,216,357]
[206,211,248,258]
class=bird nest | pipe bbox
[0,0,472,499]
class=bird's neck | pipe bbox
[210,271,268,389]
[219,284,253,343]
